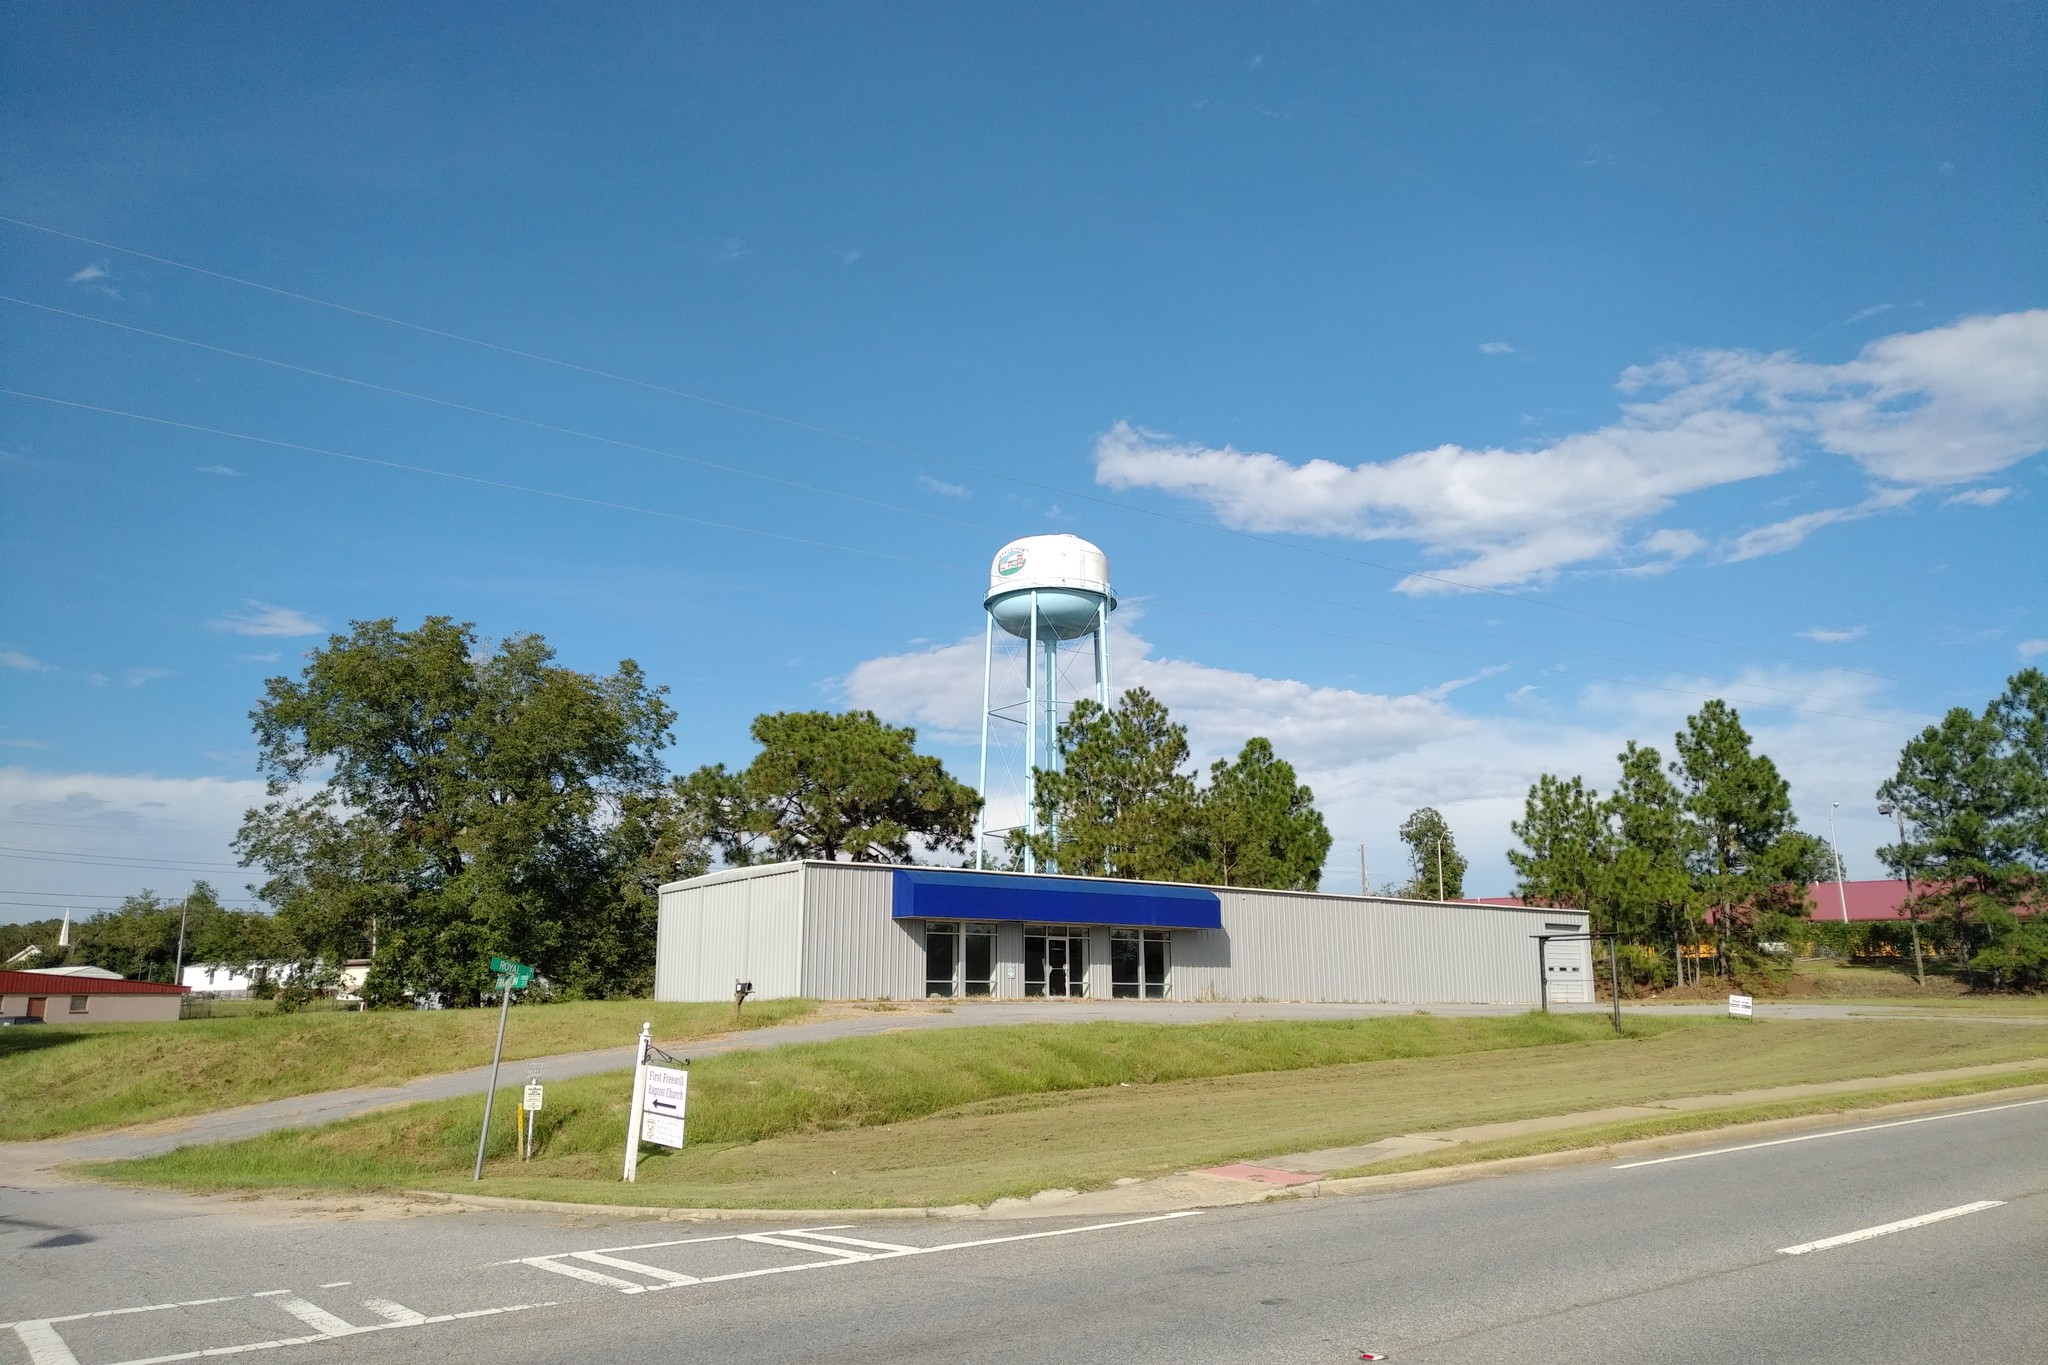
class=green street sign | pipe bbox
[490,957,534,989]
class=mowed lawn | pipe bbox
[0,998,815,1141]
[95,1015,2048,1209]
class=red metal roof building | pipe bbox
[0,968,188,1023]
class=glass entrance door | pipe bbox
[1024,925,1088,997]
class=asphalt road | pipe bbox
[4,1095,2042,1364]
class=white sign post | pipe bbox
[621,1024,689,1182]
[1728,992,1754,1019]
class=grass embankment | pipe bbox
[0,998,816,1142]
[94,1014,2047,1209]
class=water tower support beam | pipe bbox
[1095,598,1110,708]
[1024,590,1039,873]
[975,613,993,869]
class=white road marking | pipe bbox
[1613,1096,2048,1169]
[780,1232,922,1253]
[361,1299,426,1325]
[519,1257,650,1290]
[1,1294,268,1329]
[318,1281,352,1290]
[511,1211,1206,1295]
[9,1295,557,1365]
[12,1320,82,1365]
[1778,1200,2006,1256]
[570,1251,700,1284]
[273,1295,357,1336]
[739,1233,876,1260]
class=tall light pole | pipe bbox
[173,894,190,985]
[1878,799,1925,988]
[1827,802,1849,924]
[1359,843,1368,897]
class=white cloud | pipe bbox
[1623,309,2048,486]
[917,475,971,498]
[1944,486,2009,507]
[212,601,322,637]
[1723,486,1917,562]
[1095,410,1786,593]
[1479,341,1516,355]
[2,738,53,750]
[2020,639,2048,661]
[1095,311,2048,591]
[0,767,269,919]
[124,667,174,687]
[65,260,118,299]
[1800,626,1868,644]
[838,628,1924,895]
[1,650,49,672]
[1845,303,1895,324]
[196,464,240,477]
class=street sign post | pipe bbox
[472,956,532,1181]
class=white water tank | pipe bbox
[983,534,1115,639]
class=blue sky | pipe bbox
[2,1,2043,921]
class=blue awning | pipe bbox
[890,868,1221,930]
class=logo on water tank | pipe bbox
[995,548,1027,576]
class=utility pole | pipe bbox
[1436,837,1446,901]
[173,895,190,986]
[1359,843,1368,896]
[1878,799,1925,988]
[1828,803,1849,923]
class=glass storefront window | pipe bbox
[1111,929,1170,999]
[925,921,958,998]
[927,921,996,998]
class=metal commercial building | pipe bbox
[655,863,1592,1006]
[0,968,189,1023]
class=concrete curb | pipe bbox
[403,1079,2048,1224]
[406,1191,978,1222]
[1291,1081,2048,1201]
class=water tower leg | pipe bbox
[1095,599,1110,707]
[1024,590,1039,873]
[975,613,993,869]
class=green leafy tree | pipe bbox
[1194,737,1333,889]
[1398,807,1468,900]
[1508,774,1611,918]
[1879,670,2048,988]
[1605,742,1702,968]
[1023,688,1202,880]
[678,709,980,865]
[237,617,678,1005]
[1671,700,1806,956]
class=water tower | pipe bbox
[975,534,1117,871]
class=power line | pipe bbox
[0,212,1967,698]
[0,303,1946,724]
[0,388,1936,730]
[0,388,965,575]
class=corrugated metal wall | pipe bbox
[654,864,806,1002]
[798,862,925,1000]
[1170,891,1588,1006]
[657,863,1591,1005]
